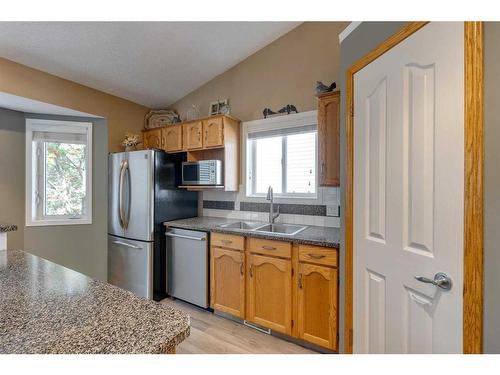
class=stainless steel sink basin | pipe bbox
[219,221,267,230]
[254,223,308,236]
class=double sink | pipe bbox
[219,221,308,236]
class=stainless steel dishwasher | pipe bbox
[165,227,209,308]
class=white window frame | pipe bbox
[25,118,93,226]
[243,110,318,199]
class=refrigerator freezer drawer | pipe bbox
[108,235,153,299]
[166,228,209,308]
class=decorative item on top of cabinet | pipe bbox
[208,99,229,116]
[277,104,298,115]
[144,109,181,129]
[186,104,201,121]
[315,80,337,95]
[262,105,298,119]
[121,133,141,151]
[317,91,340,186]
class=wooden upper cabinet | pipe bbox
[317,91,340,186]
[247,253,292,335]
[143,128,162,149]
[183,121,203,150]
[162,124,183,152]
[210,247,245,318]
[203,117,224,148]
[297,263,338,350]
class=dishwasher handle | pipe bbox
[165,232,206,241]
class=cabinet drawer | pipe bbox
[211,232,245,251]
[248,238,291,259]
[298,245,338,267]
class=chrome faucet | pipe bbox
[266,186,280,223]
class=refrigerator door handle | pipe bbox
[119,160,129,229]
[123,160,131,229]
[112,240,142,249]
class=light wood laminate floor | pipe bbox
[161,298,316,354]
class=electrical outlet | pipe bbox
[327,205,339,217]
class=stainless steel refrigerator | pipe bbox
[108,149,198,300]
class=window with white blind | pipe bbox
[26,119,92,226]
[246,114,317,198]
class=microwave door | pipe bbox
[183,163,200,185]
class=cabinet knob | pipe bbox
[298,273,303,289]
[240,262,244,276]
[250,264,253,278]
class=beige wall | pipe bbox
[483,22,500,353]
[0,57,149,152]
[0,57,148,280]
[0,108,25,249]
[170,22,349,122]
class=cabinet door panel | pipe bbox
[143,129,162,149]
[297,263,338,350]
[211,247,245,318]
[162,125,183,152]
[184,121,203,149]
[247,254,292,334]
[203,117,224,148]
[318,92,340,186]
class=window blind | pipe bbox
[247,124,317,140]
[32,130,88,144]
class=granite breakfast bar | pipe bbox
[0,250,190,354]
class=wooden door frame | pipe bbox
[344,22,484,354]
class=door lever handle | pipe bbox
[415,272,452,291]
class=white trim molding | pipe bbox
[25,118,93,227]
[339,22,362,43]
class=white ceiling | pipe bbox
[0,22,301,108]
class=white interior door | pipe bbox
[353,22,464,354]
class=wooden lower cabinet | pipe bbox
[210,232,338,350]
[247,253,292,335]
[210,247,245,318]
[296,263,338,350]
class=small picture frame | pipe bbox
[209,99,228,116]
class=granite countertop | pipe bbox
[0,222,17,233]
[164,216,340,249]
[0,250,189,354]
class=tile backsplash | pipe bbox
[200,186,340,228]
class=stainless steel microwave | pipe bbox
[182,160,223,186]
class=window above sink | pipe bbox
[243,111,318,200]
